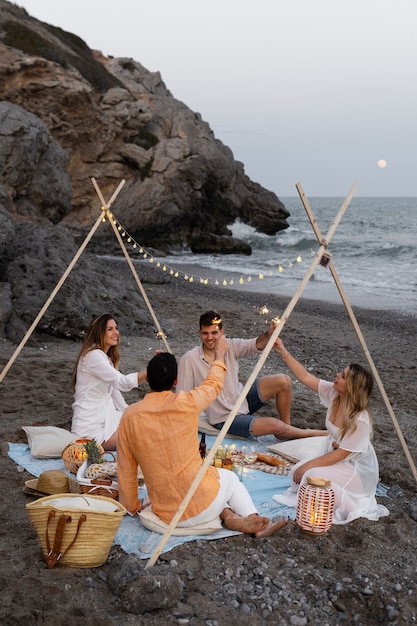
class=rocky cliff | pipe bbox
[0,0,289,342]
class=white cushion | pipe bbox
[22,426,77,458]
[267,436,328,463]
[139,506,222,536]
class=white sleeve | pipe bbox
[84,350,138,392]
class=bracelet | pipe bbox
[282,351,290,360]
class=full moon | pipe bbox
[377,159,387,168]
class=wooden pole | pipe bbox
[0,180,126,384]
[145,192,353,568]
[91,178,171,353]
[296,183,417,484]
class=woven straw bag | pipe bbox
[26,494,126,568]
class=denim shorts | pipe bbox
[212,378,266,439]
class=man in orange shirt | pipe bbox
[118,337,285,537]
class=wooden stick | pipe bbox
[296,182,417,484]
[90,179,171,353]
[0,180,126,384]
[145,194,351,568]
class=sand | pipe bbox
[1,277,417,624]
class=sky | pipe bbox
[15,0,417,197]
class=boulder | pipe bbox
[0,0,291,342]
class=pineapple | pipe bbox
[84,439,104,465]
[83,438,118,480]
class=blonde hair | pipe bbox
[71,314,120,390]
[330,363,374,440]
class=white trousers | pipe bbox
[177,468,257,527]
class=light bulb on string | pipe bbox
[99,215,308,296]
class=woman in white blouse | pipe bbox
[71,314,146,450]
[273,338,389,524]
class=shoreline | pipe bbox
[104,255,417,316]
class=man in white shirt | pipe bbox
[176,310,326,440]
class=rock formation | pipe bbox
[0,0,289,342]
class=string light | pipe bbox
[106,215,314,290]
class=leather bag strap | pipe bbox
[43,510,87,569]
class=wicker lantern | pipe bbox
[296,476,335,535]
[62,439,104,475]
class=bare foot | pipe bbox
[222,512,269,535]
[254,518,287,538]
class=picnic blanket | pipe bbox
[9,435,295,559]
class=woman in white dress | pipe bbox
[273,338,389,524]
[71,314,146,450]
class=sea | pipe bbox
[153,197,416,316]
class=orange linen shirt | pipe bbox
[118,360,227,520]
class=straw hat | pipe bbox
[24,470,80,497]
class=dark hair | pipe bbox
[71,314,119,390]
[147,352,178,391]
[199,310,223,330]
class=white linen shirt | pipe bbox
[71,349,138,443]
[176,338,258,424]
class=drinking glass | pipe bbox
[243,445,258,465]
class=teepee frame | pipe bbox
[0,178,170,384]
[1,177,414,568]
[296,183,417,484]
[145,182,417,568]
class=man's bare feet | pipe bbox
[221,511,269,535]
[254,518,287,538]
